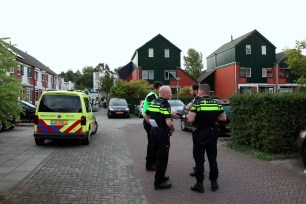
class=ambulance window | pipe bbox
[84,98,91,112]
[38,95,81,113]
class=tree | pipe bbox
[0,38,23,127]
[285,40,306,86]
[99,70,115,98]
[110,79,150,113]
[183,48,204,79]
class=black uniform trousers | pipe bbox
[150,127,170,186]
[192,129,219,183]
[143,120,157,168]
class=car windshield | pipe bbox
[38,95,82,113]
[168,100,185,106]
[110,99,127,106]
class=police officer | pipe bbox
[144,86,175,189]
[142,81,163,171]
[187,84,226,193]
[185,83,199,177]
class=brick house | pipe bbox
[117,34,196,95]
[7,45,63,105]
[198,29,298,99]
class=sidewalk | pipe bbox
[0,125,57,193]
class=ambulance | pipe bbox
[34,90,98,145]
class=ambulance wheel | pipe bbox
[92,122,98,135]
[35,138,45,146]
[83,133,90,145]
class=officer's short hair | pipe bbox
[199,84,210,95]
[191,83,199,91]
[153,81,163,89]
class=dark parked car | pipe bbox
[180,99,231,137]
[18,100,36,122]
[134,100,144,118]
[297,130,306,168]
[107,98,130,118]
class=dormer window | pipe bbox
[149,48,154,57]
[165,49,170,58]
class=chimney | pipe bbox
[231,35,233,41]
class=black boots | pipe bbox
[191,181,218,193]
[191,182,204,193]
[155,181,172,189]
[211,180,219,192]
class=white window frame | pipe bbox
[142,70,154,80]
[262,68,273,78]
[148,48,154,57]
[165,49,170,58]
[240,67,251,78]
[164,70,176,80]
[246,45,251,54]
[262,45,266,55]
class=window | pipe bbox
[142,70,154,80]
[149,48,154,57]
[279,69,290,78]
[262,68,273,78]
[35,71,38,80]
[18,65,24,75]
[246,45,251,54]
[165,49,170,58]
[240,67,251,77]
[262,45,266,55]
[164,70,176,80]
[28,67,32,77]
[51,76,53,84]
[41,74,44,82]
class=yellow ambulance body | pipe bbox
[34,90,98,145]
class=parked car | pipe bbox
[297,130,306,168]
[168,99,185,115]
[134,100,144,118]
[107,98,130,118]
[18,100,36,122]
[180,99,231,137]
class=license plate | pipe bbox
[51,120,68,125]
[116,112,123,114]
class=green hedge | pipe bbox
[230,93,306,153]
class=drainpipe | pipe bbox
[275,64,278,93]
[234,62,237,93]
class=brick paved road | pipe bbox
[6,110,147,204]
[4,108,306,203]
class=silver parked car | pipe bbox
[168,99,185,115]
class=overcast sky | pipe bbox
[1,0,305,74]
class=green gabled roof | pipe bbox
[131,34,181,60]
[207,29,276,58]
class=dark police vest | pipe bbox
[190,96,224,129]
[146,97,172,130]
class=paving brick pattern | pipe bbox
[124,118,306,204]
[4,109,306,204]
[6,111,147,204]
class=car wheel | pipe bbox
[35,138,45,146]
[92,122,98,135]
[303,147,306,168]
[127,114,130,118]
[181,120,187,131]
[0,121,4,132]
